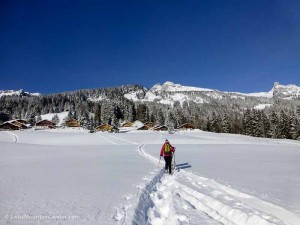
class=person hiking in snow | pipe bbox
[160,139,175,174]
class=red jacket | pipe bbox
[160,143,175,157]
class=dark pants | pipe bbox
[164,156,172,174]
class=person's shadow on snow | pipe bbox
[176,163,191,171]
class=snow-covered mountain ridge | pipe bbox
[124,81,300,105]
[272,82,300,100]
[1,82,299,106]
[0,89,40,98]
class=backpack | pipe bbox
[164,143,172,154]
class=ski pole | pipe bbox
[174,152,176,165]
[158,157,161,168]
[173,152,176,170]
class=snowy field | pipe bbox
[0,129,300,225]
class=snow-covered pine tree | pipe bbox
[111,109,119,127]
[261,111,271,138]
[0,112,10,123]
[101,101,113,124]
[289,112,299,140]
[166,111,176,130]
[89,115,95,131]
[28,113,37,126]
[297,105,300,118]
[156,108,165,126]
[210,112,221,133]
[94,104,101,126]
[36,115,42,123]
[73,111,78,120]
[67,111,73,119]
[243,109,252,136]
[193,113,201,129]
[150,113,155,124]
[123,103,135,122]
[51,114,60,125]
[205,116,211,131]
[136,104,147,122]
[270,111,279,138]
[173,108,183,128]
[278,110,290,139]
[145,107,150,122]
[182,101,193,124]
[253,110,262,137]
[67,111,78,120]
[80,111,90,129]
[114,106,122,121]
[231,114,242,134]
[221,113,230,133]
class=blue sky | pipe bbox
[1,0,299,94]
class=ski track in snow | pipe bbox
[105,134,139,145]
[96,133,120,145]
[5,131,18,143]
[96,133,139,145]
[115,141,300,225]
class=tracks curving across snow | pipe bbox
[132,144,300,225]
[5,131,18,143]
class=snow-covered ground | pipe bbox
[0,129,299,225]
[254,103,273,110]
[38,111,69,126]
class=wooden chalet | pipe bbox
[65,119,81,127]
[137,125,149,130]
[14,119,27,125]
[121,121,133,127]
[0,122,25,130]
[144,122,153,128]
[35,120,56,129]
[10,120,28,128]
[178,123,194,130]
[151,125,159,130]
[152,125,168,131]
[96,124,119,132]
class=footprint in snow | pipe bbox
[124,194,133,200]
[112,208,123,221]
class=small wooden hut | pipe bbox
[121,121,133,127]
[10,121,27,129]
[65,119,81,127]
[152,125,168,131]
[144,122,153,128]
[178,123,194,130]
[96,124,119,132]
[137,125,149,130]
[35,120,56,129]
[15,119,28,125]
[0,122,21,130]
